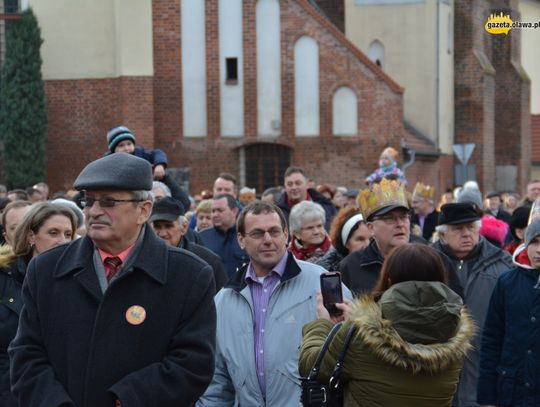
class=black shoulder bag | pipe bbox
[300,323,356,407]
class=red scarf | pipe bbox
[289,234,332,262]
[286,191,312,208]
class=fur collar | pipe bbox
[0,244,15,269]
[349,295,475,374]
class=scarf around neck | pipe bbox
[289,234,332,262]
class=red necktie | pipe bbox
[103,256,122,282]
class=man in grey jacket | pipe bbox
[197,201,351,406]
[432,202,513,407]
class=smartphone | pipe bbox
[320,272,343,316]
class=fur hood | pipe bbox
[348,282,475,375]
[0,244,15,270]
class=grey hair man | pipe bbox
[9,153,216,406]
[432,202,513,407]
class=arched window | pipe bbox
[367,39,384,68]
[332,87,358,136]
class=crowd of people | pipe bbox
[0,126,539,406]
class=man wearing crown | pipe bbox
[339,179,427,294]
[411,182,439,241]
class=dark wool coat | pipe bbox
[9,228,216,407]
[478,266,540,407]
[339,235,428,296]
[0,247,28,407]
[432,237,513,407]
[276,188,337,231]
[179,237,228,291]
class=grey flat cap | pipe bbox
[74,153,153,191]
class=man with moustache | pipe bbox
[432,202,512,407]
[9,153,216,407]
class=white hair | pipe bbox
[289,201,326,234]
[152,181,171,198]
[463,180,480,191]
[436,219,482,234]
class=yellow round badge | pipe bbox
[125,305,146,326]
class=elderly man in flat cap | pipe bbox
[432,202,512,407]
[9,153,217,407]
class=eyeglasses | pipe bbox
[301,223,325,232]
[245,228,283,239]
[372,213,411,224]
[81,196,143,208]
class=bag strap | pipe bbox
[307,322,343,380]
[328,326,356,392]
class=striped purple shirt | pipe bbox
[244,251,288,396]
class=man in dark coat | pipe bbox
[9,153,216,407]
[484,191,511,224]
[276,166,337,231]
[339,178,427,295]
[200,194,248,278]
[150,196,228,290]
[431,202,513,407]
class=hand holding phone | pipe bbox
[320,272,344,316]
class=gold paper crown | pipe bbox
[412,182,435,201]
[357,178,408,220]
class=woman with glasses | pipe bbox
[288,201,332,263]
[0,202,77,406]
[299,243,474,407]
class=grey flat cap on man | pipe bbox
[74,153,153,191]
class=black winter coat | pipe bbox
[339,235,429,296]
[9,228,217,407]
[0,252,28,407]
[276,188,337,231]
[315,247,345,271]
[179,237,228,291]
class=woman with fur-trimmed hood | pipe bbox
[299,243,475,407]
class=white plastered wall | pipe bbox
[345,0,454,152]
[29,0,153,79]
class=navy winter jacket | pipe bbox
[478,266,540,406]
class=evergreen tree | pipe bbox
[0,8,47,189]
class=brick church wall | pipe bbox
[45,76,154,191]
[42,0,447,195]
